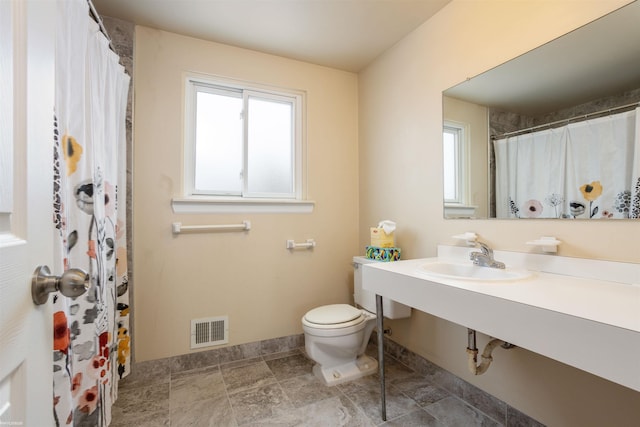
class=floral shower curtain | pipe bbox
[494,108,640,219]
[52,0,131,425]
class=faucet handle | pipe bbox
[476,242,493,256]
[469,241,504,269]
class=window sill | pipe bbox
[444,203,477,219]
[172,197,315,214]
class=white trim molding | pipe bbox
[172,197,315,214]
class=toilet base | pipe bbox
[312,355,378,386]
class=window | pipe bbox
[175,75,312,213]
[443,121,476,218]
[443,122,466,205]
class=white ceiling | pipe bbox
[92,0,451,72]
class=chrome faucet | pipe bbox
[470,242,505,269]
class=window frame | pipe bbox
[175,73,313,214]
[242,89,300,199]
[186,82,243,197]
[443,121,474,217]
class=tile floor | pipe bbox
[111,344,534,426]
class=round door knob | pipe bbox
[31,265,90,305]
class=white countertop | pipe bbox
[371,257,640,333]
[362,246,640,392]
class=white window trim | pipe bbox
[175,72,313,214]
[172,196,314,214]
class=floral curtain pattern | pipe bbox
[494,108,640,219]
[52,0,131,425]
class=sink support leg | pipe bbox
[376,294,386,421]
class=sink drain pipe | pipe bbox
[466,329,514,375]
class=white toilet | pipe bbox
[302,256,411,386]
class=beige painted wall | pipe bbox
[133,27,359,361]
[359,1,639,426]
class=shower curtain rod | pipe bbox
[491,101,640,140]
[87,0,115,53]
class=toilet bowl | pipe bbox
[302,304,378,386]
[301,257,412,386]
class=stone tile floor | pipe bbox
[111,346,505,426]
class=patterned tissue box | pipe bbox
[365,246,401,262]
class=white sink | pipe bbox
[418,261,532,282]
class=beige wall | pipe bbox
[133,27,359,361]
[359,1,638,426]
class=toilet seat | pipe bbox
[302,304,366,329]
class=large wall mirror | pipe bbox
[443,1,640,220]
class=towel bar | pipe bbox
[172,221,251,234]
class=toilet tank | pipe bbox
[353,256,411,319]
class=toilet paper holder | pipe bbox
[286,239,316,250]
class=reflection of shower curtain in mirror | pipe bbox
[494,108,640,219]
[52,0,131,425]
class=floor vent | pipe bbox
[191,316,229,349]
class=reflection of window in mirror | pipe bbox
[443,122,476,218]
[443,123,463,203]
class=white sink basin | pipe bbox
[418,261,532,282]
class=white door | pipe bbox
[0,0,56,425]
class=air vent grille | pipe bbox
[191,316,228,349]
